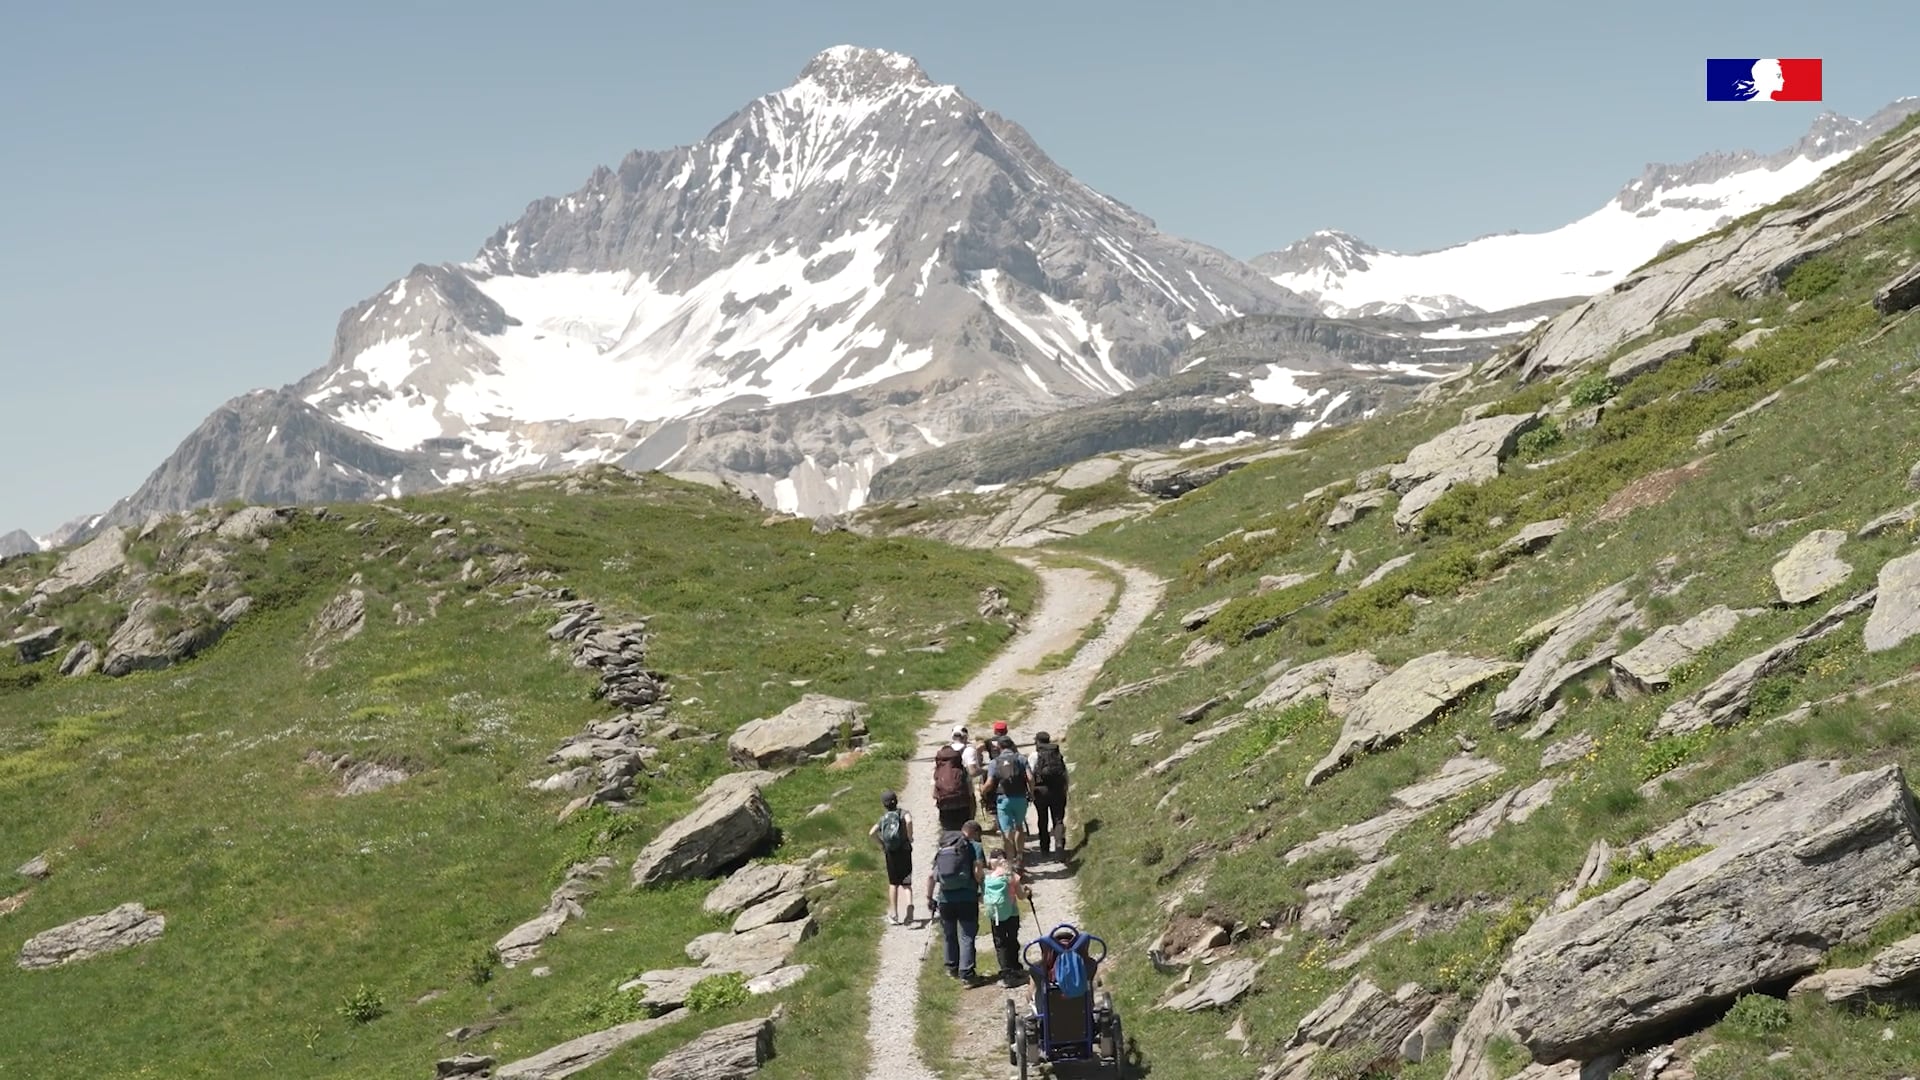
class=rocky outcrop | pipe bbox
[1247,652,1387,717]
[495,857,617,967]
[1325,489,1391,530]
[1392,756,1506,810]
[1490,582,1636,727]
[1603,318,1734,383]
[304,588,367,666]
[1307,653,1518,786]
[685,915,818,977]
[17,902,166,970]
[1655,589,1874,734]
[303,750,410,796]
[1287,755,1507,864]
[732,890,808,934]
[1875,263,1920,315]
[1389,413,1538,493]
[1771,529,1851,604]
[496,1010,689,1080]
[1609,605,1751,696]
[1130,456,1250,499]
[647,1015,775,1080]
[7,625,61,664]
[726,694,869,769]
[1262,977,1437,1080]
[1179,599,1232,632]
[1455,761,1920,1068]
[1161,957,1260,1012]
[436,1053,495,1078]
[1865,550,1920,653]
[1791,930,1920,1005]
[27,528,129,610]
[704,863,814,916]
[632,774,777,887]
[58,641,100,677]
[101,596,249,678]
[1148,713,1250,777]
[1357,554,1415,589]
[214,506,286,542]
[1302,857,1396,935]
[1447,779,1560,848]
[1499,518,1567,556]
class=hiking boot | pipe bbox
[904,904,915,925]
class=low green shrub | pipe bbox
[1569,372,1617,408]
[1719,993,1792,1039]
[685,972,751,1013]
[336,986,386,1026]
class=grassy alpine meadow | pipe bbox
[1048,206,1920,1077]
[0,467,1036,1078]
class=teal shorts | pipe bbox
[997,795,1029,834]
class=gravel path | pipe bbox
[861,557,1165,1080]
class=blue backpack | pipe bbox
[1047,931,1092,999]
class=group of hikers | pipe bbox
[866,718,1072,986]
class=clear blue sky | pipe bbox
[1,0,1911,534]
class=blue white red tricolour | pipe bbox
[1706,59,1823,101]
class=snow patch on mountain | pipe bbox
[1259,101,1920,319]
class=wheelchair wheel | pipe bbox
[1100,991,1124,1076]
[1005,998,1017,1066]
[1014,1017,1030,1080]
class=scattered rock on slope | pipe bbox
[1655,589,1875,734]
[17,902,166,970]
[1609,604,1753,696]
[1604,318,1735,382]
[1248,652,1388,717]
[726,694,869,768]
[1491,581,1636,727]
[704,862,814,916]
[631,773,777,887]
[8,625,62,663]
[496,1010,689,1080]
[1771,529,1851,604]
[1791,929,1920,1005]
[1451,760,1920,1070]
[1263,976,1437,1080]
[1865,550,1920,653]
[1161,957,1260,1012]
[685,915,819,977]
[495,857,617,967]
[1447,778,1560,848]
[27,527,129,610]
[303,750,411,795]
[1498,518,1567,557]
[1325,489,1391,530]
[1875,263,1920,315]
[1307,652,1518,786]
[306,588,367,667]
[648,1015,775,1080]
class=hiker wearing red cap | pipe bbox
[980,731,1031,869]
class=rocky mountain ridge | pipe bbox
[1259,98,1920,320]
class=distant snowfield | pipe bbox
[1271,153,1838,315]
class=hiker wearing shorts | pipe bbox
[982,734,1031,870]
[869,790,915,925]
[1030,730,1070,858]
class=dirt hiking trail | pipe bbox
[862,557,1165,1080]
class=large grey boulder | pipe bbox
[1461,761,1920,1067]
[1655,589,1874,735]
[632,777,776,887]
[1178,598,1231,631]
[100,597,243,677]
[1865,550,1920,653]
[1609,605,1750,695]
[1498,518,1567,556]
[28,527,129,608]
[8,625,62,664]
[1391,756,1506,811]
[1307,653,1518,786]
[1771,529,1851,604]
[1263,977,1436,1080]
[1161,957,1260,1012]
[1248,652,1388,717]
[647,1015,775,1080]
[704,862,813,916]
[57,640,100,677]
[726,694,868,769]
[496,1010,688,1079]
[687,915,817,977]
[1447,778,1560,848]
[1325,489,1391,530]
[17,902,166,970]
[1357,553,1416,589]
[215,506,284,542]
[1603,318,1734,382]
[732,890,807,934]
[1129,456,1246,499]
[1388,413,1539,494]
[1490,582,1635,727]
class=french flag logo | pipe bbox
[1706,59,1822,101]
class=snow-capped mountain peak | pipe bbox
[1258,98,1920,320]
[100,46,1314,527]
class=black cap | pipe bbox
[881,790,898,810]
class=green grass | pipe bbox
[0,467,1036,1079]
[1043,186,1920,1078]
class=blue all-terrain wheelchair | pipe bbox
[1003,924,1126,1078]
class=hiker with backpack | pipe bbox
[981,734,1031,870]
[868,791,915,925]
[925,820,989,983]
[1030,730,1070,859]
[983,849,1029,987]
[934,735,975,831]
